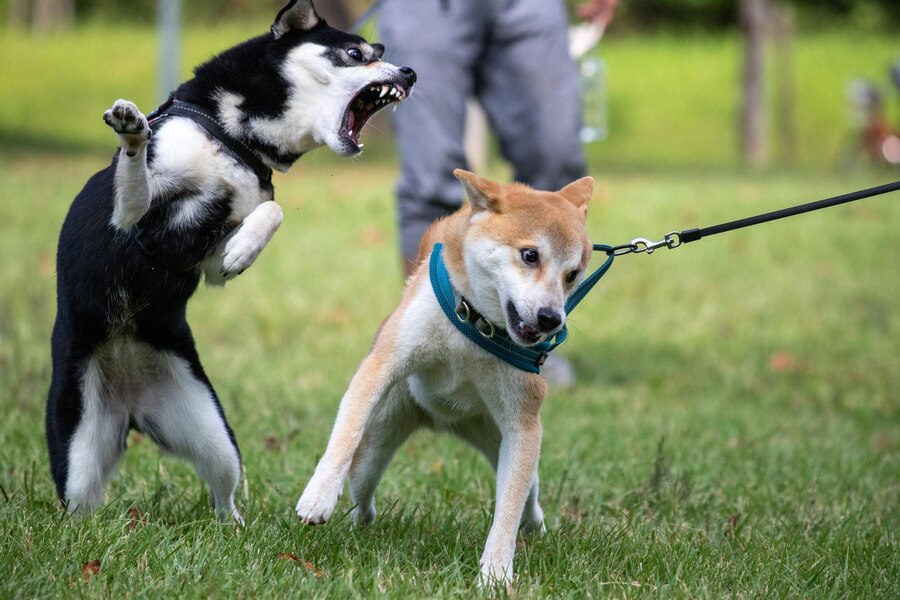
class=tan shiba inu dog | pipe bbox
[295,169,594,585]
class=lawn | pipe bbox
[0,21,898,599]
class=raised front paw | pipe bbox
[103,99,151,156]
[295,478,342,525]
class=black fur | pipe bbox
[45,1,411,514]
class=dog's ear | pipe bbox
[272,0,320,39]
[454,169,503,213]
[557,176,593,218]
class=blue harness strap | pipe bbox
[429,243,614,374]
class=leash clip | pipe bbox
[629,231,683,255]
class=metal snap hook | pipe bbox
[628,231,683,255]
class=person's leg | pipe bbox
[477,0,586,388]
[378,0,489,274]
[477,0,587,191]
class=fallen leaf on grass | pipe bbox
[278,553,324,577]
[325,306,351,327]
[37,254,53,278]
[769,352,796,372]
[127,507,148,530]
[264,435,281,452]
[358,226,386,246]
[82,560,101,581]
[725,513,741,538]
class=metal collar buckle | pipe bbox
[455,300,471,323]
[474,317,496,338]
[456,298,496,338]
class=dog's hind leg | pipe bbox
[348,386,423,525]
[132,349,243,524]
[55,354,130,515]
[103,99,152,230]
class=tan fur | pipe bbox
[296,170,593,586]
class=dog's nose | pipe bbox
[537,308,562,332]
[399,66,417,85]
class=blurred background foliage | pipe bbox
[0,0,897,171]
[2,0,899,29]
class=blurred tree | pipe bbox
[8,0,29,28]
[740,0,769,167]
[772,3,796,164]
[315,0,352,30]
[5,0,897,28]
[623,0,736,29]
[573,0,900,30]
[33,0,75,31]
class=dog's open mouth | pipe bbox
[340,81,409,149]
[505,301,544,346]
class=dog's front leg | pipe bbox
[104,99,152,230]
[296,343,403,525]
[479,418,543,587]
[214,200,284,281]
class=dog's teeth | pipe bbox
[379,85,388,98]
[348,129,353,136]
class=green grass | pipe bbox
[0,20,898,599]
[0,150,897,596]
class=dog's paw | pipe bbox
[477,566,515,592]
[219,228,263,280]
[103,99,151,157]
[520,503,546,536]
[227,508,245,527]
[351,500,376,527]
[295,480,342,525]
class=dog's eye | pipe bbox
[566,270,579,284]
[521,248,539,265]
[347,47,363,62]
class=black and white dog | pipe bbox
[46,0,415,523]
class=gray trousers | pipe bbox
[379,0,586,264]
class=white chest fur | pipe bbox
[398,285,517,426]
[150,118,271,225]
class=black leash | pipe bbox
[608,179,900,256]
